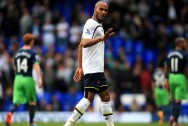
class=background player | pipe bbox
[64,1,115,126]
[5,33,43,126]
[152,66,169,124]
[164,37,188,126]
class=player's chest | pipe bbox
[94,26,104,37]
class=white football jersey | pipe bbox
[153,69,165,87]
[82,18,104,74]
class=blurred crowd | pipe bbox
[0,0,188,112]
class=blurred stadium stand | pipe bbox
[0,0,188,120]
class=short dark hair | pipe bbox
[23,33,34,45]
[175,37,185,46]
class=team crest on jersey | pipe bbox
[85,29,91,34]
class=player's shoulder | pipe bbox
[16,48,23,52]
[23,49,37,56]
[167,50,185,58]
[177,50,188,58]
[181,50,188,55]
[85,18,97,24]
[30,49,37,55]
[14,48,23,55]
[84,18,101,28]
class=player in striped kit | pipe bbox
[152,66,169,124]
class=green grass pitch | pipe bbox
[0,122,187,126]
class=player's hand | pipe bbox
[163,79,168,89]
[102,28,115,41]
[38,78,43,88]
[73,67,83,82]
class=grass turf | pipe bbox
[0,122,187,126]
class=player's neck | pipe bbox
[175,47,182,51]
[92,16,101,23]
[23,45,31,50]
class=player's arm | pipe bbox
[33,63,43,88]
[82,37,103,48]
[185,67,188,77]
[73,42,83,82]
[151,80,155,91]
[185,55,188,77]
[151,72,156,94]
[77,42,83,68]
[13,58,16,71]
[82,28,115,48]
[164,63,169,89]
[185,59,188,77]
[164,63,168,78]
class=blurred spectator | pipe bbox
[137,0,150,19]
[129,97,142,111]
[43,60,55,92]
[166,0,177,21]
[0,11,3,33]
[42,19,55,47]
[42,0,53,23]
[56,16,69,46]
[0,42,11,84]
[0,0,7,9]
[38,99,47,111]
[1,8,19,37]
[32,18,42,39]
[51,95,60,111]
[68,21,81,49]
[8,36,19,55]
[139,65,152,94]
[0,82,3,110]
[32,1,44,18]
[55,60,67,91]
[19,8,32,36]
[150,0,164,24]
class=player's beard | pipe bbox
[182,46,186,51]
[97,15,105,23]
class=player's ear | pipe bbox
[94,5,98,11]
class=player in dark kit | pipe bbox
[5,33,43,126]
[164,37,188,126]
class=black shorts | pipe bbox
[84,72,108,93]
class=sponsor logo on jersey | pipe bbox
[85,29,91,34]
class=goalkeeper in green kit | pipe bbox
[5,33,43,126]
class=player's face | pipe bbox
[30,39,34,47]
[182,41,187,51]
[95,5,108,22]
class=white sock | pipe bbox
[101,101,114,126]
[64,98,90,126]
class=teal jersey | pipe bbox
[165,50,188,74]
[165,50,188,100]
[14,48,39,77]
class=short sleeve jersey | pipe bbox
[14,48,39,77]
[153,68,165,87]
[82,18,104,74]
[165,50,188,74]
